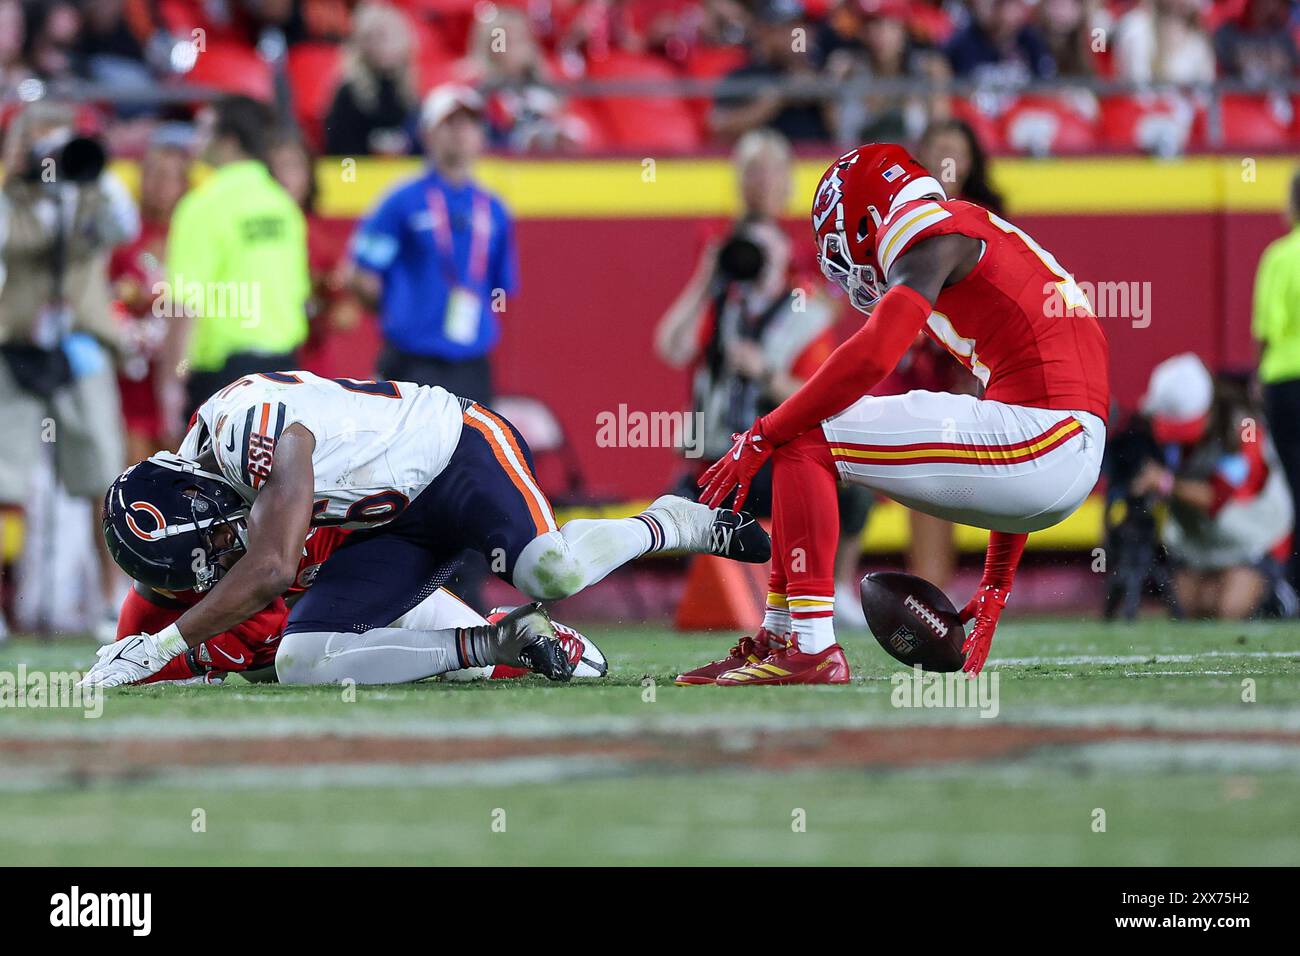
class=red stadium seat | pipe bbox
[158,0,205,33]
[1216,93,1297,149]
[585,51,703,151]
[182,41,274,101]
[948,97,1005,153]
[414,25,458,93]
[682,45,747,79]
[679,46,746,136]
[287,43,343,150]
[564,98,615,152]
[391,0,479,12]
[1000,94,1099,156]
[1098,93,1198,155]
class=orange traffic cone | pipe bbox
[674,553,769,632]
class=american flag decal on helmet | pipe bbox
[881,163,905,182]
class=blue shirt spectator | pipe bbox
[352,167,517,362]
[347,84,519,613]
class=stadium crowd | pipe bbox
[0,1,1299,155]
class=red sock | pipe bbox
[980,531,1028,591]
[771,429,840,651]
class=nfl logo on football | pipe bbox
[890,665,1000,719]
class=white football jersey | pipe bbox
[179,371,464,528]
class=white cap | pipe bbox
[420,83,485,130]
[1142,352,1213,442]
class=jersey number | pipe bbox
[259,372,402,398]
[312,491,410,527]
[987,212,1093,315]
[927,310,991,387]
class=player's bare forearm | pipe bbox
[886,233,981,303]
[172,426,316,645]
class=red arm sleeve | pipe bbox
[759,284,931,445]
[116,587,187,640]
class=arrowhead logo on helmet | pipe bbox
[810,143,946,313]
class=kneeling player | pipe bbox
[116,585,607,685]
[113,525,606,685]
[84,373,768,687]
[683,143,1109,684]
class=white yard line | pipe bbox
[4,740,1300,796]
[7,701,1300,742]
[0,756,629,794]
[993,649,1300,666]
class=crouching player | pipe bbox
[114,524,606,685]
[685,143,1109,683]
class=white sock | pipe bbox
[276,627,466,685]
[761,592,791,637]
[789,593,836,654]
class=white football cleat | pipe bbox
[641,495,771,563]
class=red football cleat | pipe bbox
[714,638,851,686]
[674,628,785,685]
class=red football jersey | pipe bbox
[116,526,352,672]
[875,197,1110,421]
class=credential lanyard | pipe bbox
[427,187,491,288]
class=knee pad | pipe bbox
[512,530,585,600]
[274,631,326,685]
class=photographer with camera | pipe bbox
[0,100,139,631]
[1128,354,1296,620]
[656,130,870,625]
[656,130,834,478]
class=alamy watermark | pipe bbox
[1044,279,1152,329]
[50,886,151,936]
[0,666,103,718]
[152,274,262,328]
[890,665,1000,719]
[595,405,705,458]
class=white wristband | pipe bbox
[153,623,187,659]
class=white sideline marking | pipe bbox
[992,649,1300,666]
[4,741,1300,796]
[1032,741,1300,773]
[7,701,1300,743]
[0,757,627,794]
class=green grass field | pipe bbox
[2,618,1299,865]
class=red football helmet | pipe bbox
[811,143,945,311]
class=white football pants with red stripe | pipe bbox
[823,390,1105,533]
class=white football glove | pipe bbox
[77,626,187,689]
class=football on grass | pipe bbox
[860,572,966,672]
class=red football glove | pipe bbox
[697,419,774,511]
[959,585,1008,676]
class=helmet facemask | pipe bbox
[185,486,249,592]
[819,230,881,313]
